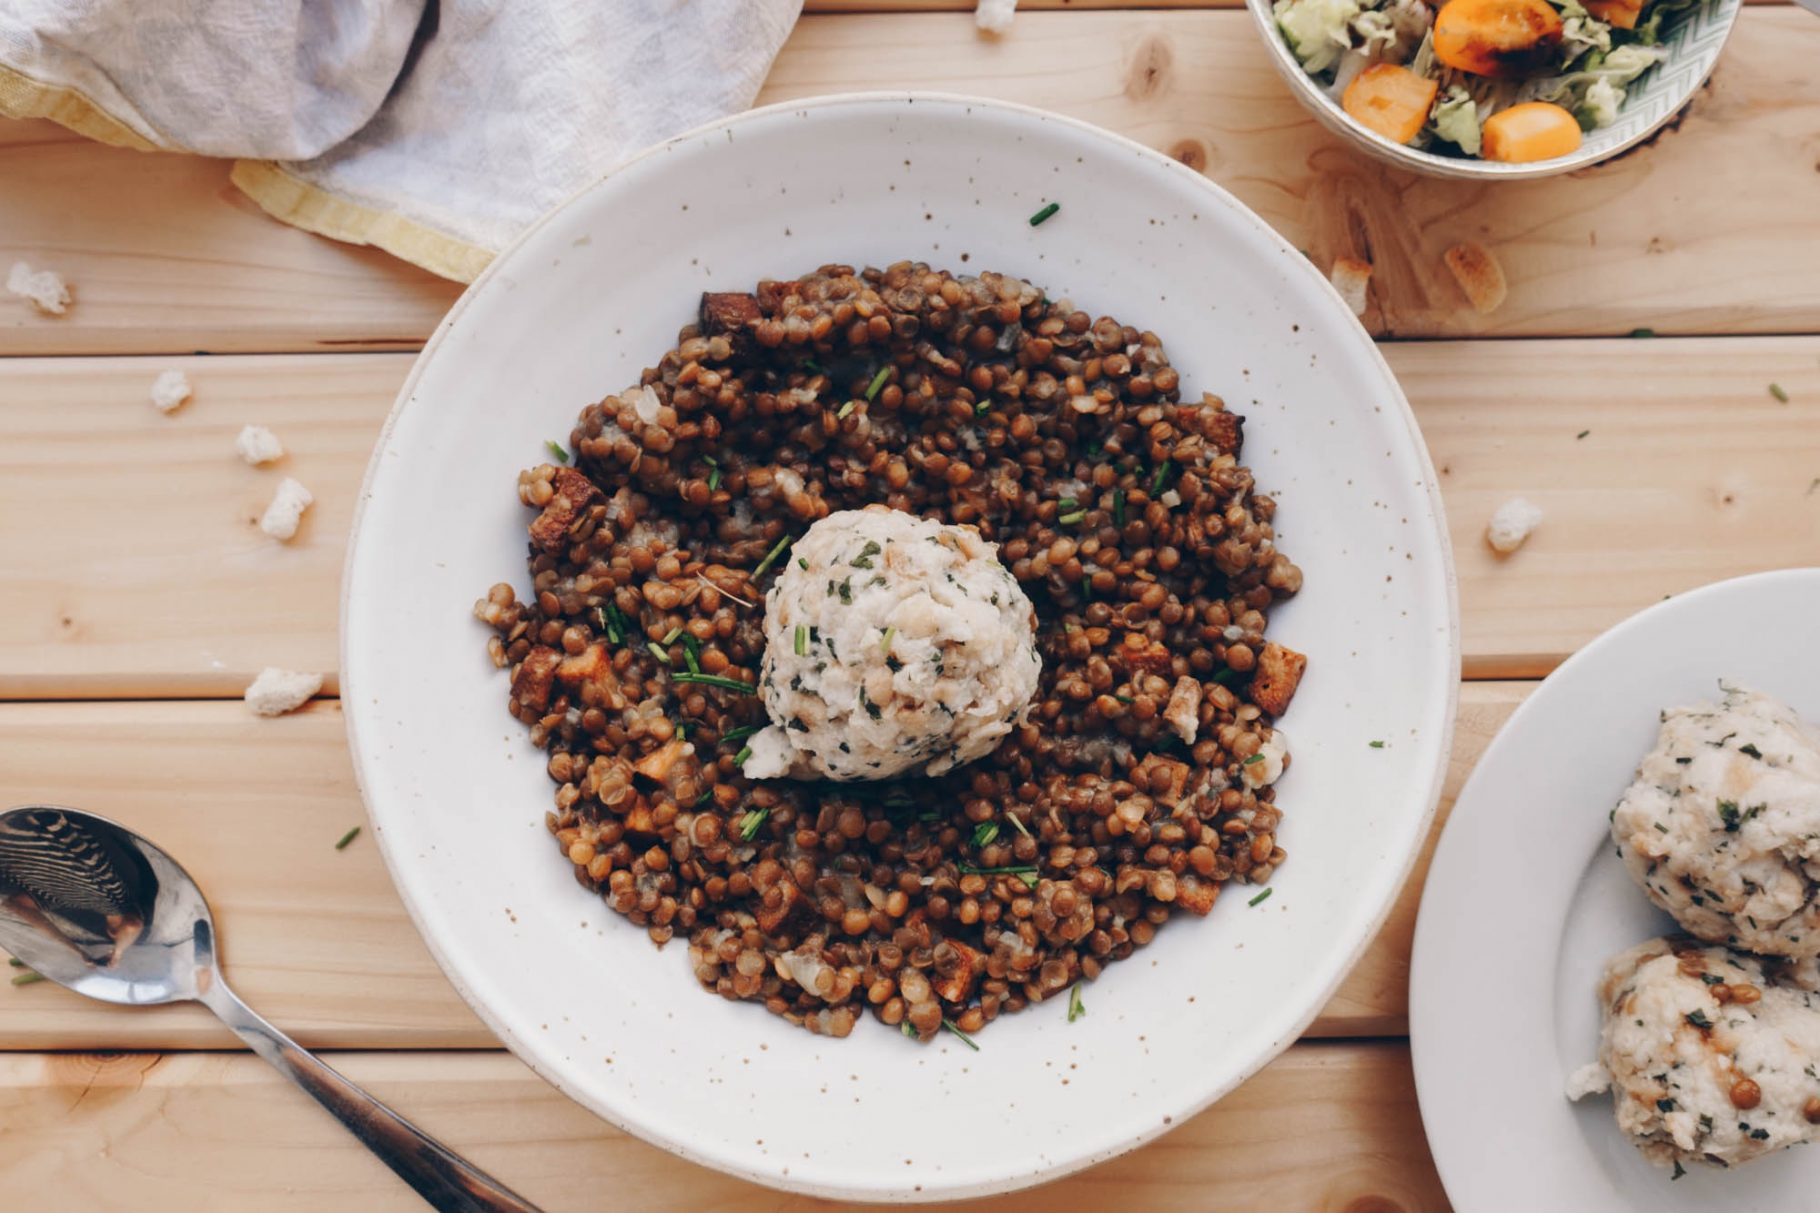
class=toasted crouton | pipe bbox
[510,646,563,712]
[633,736,691,783]
[1201,396,1245,457]
[1174,874,1219,916]
[1163,675,1203,744]
[1329,256,1372,316]
[529,467,602,552]
[755,877,804,934]
[699,291,761,336]
[932,940,985,1003]
[1250,642,1307,717]
[1443,242,1508,315]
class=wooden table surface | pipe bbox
[2,2,1817,1208]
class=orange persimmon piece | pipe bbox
[1433,0,1565,78]
[1585,0,1642,28]
[1481,101,1584,162]
[1342,64,1441,145]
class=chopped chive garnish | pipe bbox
[11,971,45,987]
[901,1019,918,1039]
[866,367,892,400]
[671,672,757,693]
[1369,740,1385,749]
[5,958,21,967]
[1212,668,1243,687]
[1081,578,1093,602]
[1007,814,1032,838]
[1028,201,1060,227]
[1241,753,1265,766]
[1149,459,1174,497]
[334,826,361,851]
[972,821,1000,848]
[1067,983,1086,1023]
[708,465,723,491]
[1112,489,1125,526]
[975,400,991,415]
[1576,430,1590,440]
[880,626,897,654]
[1770,383,1790,403]
[733,745,753,767]
[648,641,671,664]
[696,788,715,806]
[545,440,570,463]
[681,633,702,674]
[1630,327,1655,338]
[795,624,808,656]
[1685,1008,1712,1030]
[704,454,719,466]
[1248,887,1274,907]
[959,863,1038,875]
[737,808,768,840]
[753,533,793,576]
[662,625,683,645]
[603,606,625,644]
[721,724,761,745]
[673,720,692,738]
[797,557,810,570]
[837,400,857,420]
[941,1019,981,1050]
[1058,510,1086,525]
[1058,497,1077,511]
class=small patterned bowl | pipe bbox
[1246,0,1744,179]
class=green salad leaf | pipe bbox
[1429,84,1481,154]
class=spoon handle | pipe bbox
[198,980,542,1213]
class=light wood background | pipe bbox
[2,3,1817,1210]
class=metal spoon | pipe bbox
[0,804,542,1213]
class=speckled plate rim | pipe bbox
[1243,0,1745,181]
[341,91,1462,1201]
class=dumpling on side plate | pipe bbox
[1571,937,1820,1170]
[1610,685,1820,957]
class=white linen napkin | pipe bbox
[0,0,803,281]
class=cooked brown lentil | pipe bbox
[477,262,1305,1042]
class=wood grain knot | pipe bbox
[1341,1197,1407,1213]
[1125,35,1173,101]
[1169,139,1209,172]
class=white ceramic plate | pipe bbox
[342,93,1458,1201]
[1411,568,1820,1210]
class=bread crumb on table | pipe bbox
[7,260,70,315]
[260,477,314,540]
[976,0,1017,33]
[1329,257,1372,316]
[1443,242,1508,315]
[236,424,284,465]
[244,667,323,716]
[1486,496,1543,553]
[149,369,192,414]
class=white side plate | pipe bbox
[1412,567,1820,1210]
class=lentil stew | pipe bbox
[475,262,1306,1042]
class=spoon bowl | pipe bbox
[0,804,540,1213]
[0,804,211,1005]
